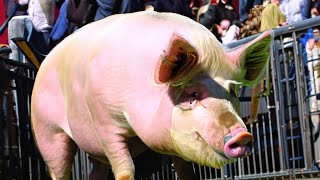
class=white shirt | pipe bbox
[19,0,55,32]
[280,0,306,24]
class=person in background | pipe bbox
[247,0,287,124]
[239,4,264,38]
[18,0,55,40]
[16,0,55,55]
[198,0,238,43]
[260,0,286,32]
[280,0,307,24]
[6,0,54,62]
[220,20,242,44]
[1,0,27,45]
[310,0,320,17]
[94,0,144,21]
[144,0,193,19]
[239,0,262,22]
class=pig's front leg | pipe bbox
[85,99,135,180]
[88,113,135,180]
[85,63,136,180]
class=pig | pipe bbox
[31,11,271,180]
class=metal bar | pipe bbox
[215,166,219,179]
[266,91,276,172]
[221,167,225,180]
[166,163,170,180]
[204,165,208,179]
[198,164,202,179]
[245,154,250,175]
[227,163,233,178]
[238,158,242,178]
[272,38,287,171]
[250,123,257,175]
[236,170,291,179]
[281,34,297,170]
[255,122,263,174]
[226,16,320,49]
[295,32,315,169]
[279,35,291,170]
[161,164,165,180]
[208,163,213,179]
[261,115,269,173]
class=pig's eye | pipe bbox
[189,92,198,104]
[190,98,196,104]
[179,89,202,110]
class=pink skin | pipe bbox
[217,19,231,36]
[31,11,270,180]
[307,38,316,51]
[224,128,253,158]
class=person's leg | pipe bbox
[119,0,144,14]
[239,0,248,22]
[253,0,262,5]
[27,27,50,56]
[94,0,118,21]
[239,0,261,22]
[8,15,29,62]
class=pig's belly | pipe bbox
[70,122,149,165]
[69,120,106,158]
[67,109,104,155]
[65,89,106,157]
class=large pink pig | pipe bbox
[31,11,271,180]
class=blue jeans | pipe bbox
[239,0,261,22]
[94,0,144,21]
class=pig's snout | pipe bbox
[223,128,253,158]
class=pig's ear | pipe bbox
[226,31,272,86]
[155,33,199,84]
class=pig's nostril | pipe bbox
[223,130,254,158]
[230,142,240,149]
[229,139,252,149]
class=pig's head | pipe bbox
[153,30,271,168]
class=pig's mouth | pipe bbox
[223,128,253,158]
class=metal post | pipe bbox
[271,39,287,171]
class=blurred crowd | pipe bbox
[0,0,320,56]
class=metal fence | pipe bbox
[1,16,320,180]
[0,55,48,180]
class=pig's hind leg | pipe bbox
[31,100,78,179]
[32,121,78,180]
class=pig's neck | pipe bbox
[148,102,177,154]
[124,88,177,155]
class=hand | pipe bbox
[279,22,288,26]
[311,7,320,17]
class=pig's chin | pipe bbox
[170,129,235,169]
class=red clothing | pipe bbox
[231,0,239,15]
[0,0,8,44]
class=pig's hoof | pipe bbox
[116,172,134,180]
